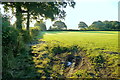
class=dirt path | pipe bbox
[73,52,94,73]
[64,51,94,77]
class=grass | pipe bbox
[41,31,119,52]
[31,31,119,78]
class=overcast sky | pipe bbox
[1,0,120,29]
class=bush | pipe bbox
[2,15,11,27]
[2,15,40,79]
[20,30,32,43]
[30,27,40,39]
[34,21,47,31]
[2,27,32,79]
[2,27,19,47]
[2,27,31,55]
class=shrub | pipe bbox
[2,27,31,79]
[30,27,40,39]
[34,21,47,31]
[2,15,40,79]
[2,27,19,47]
[2,15,11,27]
[20,30,32,43]
[2,27,31,56]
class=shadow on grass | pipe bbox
[36,31,69,39]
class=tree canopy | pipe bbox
[88,21,120,30]
[78,21,88,30]
[50,20,67,30]
[34,21,47,31]
[2,15,11,27]
[89,21,104,30]
[2,1,75,31]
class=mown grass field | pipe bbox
[31,31,120,78]
[41,31,119,52]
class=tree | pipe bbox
[51,21,67,30]
[49,26,52,30]
[2,1,75,31]
[12,21,26,29]
[89,20,120,30]
[2,15,11,27]
[111,21,120,30]
[34,21,47,31]
[103,21,112,30]
[89,21,104,30]
[78,21,88,30]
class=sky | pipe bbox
[62,0,119,29]
[0,0,120,29]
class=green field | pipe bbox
[31,31,119,78]
[41,31,119,52]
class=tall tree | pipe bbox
[89,20,120,30]
[34,21,47,31]
[2,1,75,30]
[111,21,120,30]
[78,21,88,30]
[52,20,67,30]
[103,20,112,30]
[89,21,104,30]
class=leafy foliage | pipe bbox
[30,27,40,39]
[2,2,75,30]
[50,21,67,30]
[2,16,40,79]
[88,20,120,30]
[3,29,119,78]
[78,21,88,30]
[20,30,32,43]
[2,27,28,79]
[34,21,46,31]
[2,15,11,27]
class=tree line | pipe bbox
[46,20,120,30]
[78,21,120,30]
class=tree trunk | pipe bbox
[26,11,30,31]
[15,4,22,30]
